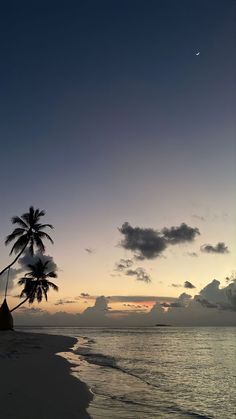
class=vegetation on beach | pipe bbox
[0,206,58,328]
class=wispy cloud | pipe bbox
[201,242,229,254]
[126,267,151,283]
[85,248,95,254]
[186,252,198,257]
[55,299,76,305]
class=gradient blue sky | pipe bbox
[0,1,235,316]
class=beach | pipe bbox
[0,331,92,419]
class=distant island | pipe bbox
[155,324,172,327]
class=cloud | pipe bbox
[171,283,182,288]
[178,292,192,306]
[192,214,205,221]
[197,279,236,311]
[0,268,22,293]
[200,242,229,254]
[115,258,133,271]
[186,252,198,257]
[184,281,196,289]
[17,306,44,314]
[109,295,177,303]
[85,248,95,254]
[122,303,146,310]
[55,299,76,306]
[79,292,90,298]
[195,298,218,309]
[78,296,113,325]
[114,259,151,283]
[83,296,109,313]
[162,223,200,244]
[19,251,58,271]
[13,280,236,326]
[160,302,170,308]
[126,268,151,283]
[118,222,200,260]
[119,222,167,260]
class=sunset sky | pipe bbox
[0,1,235,323]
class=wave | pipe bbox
[75,347,163,391]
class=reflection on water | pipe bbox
[18,327,236,418]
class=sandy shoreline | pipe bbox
[0,331,92,419]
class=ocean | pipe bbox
[17,327,236,419]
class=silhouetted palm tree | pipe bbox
[0,206,53,278]
[11,259,58,312]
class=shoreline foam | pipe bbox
[0,331,92,419]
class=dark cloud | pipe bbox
[162,223,200,244]
[226,284,236,310]
[184,281,196,289]
[55,299,76,306]
[119,222,167,260]
[109,295,177,303]
[161,302,170,307]
[85,248,95,254]
[79,292,90,298]
[200,242,229,254]
[169,302,183,308]
[82,296,111,322]
[19,251,58,271]
[115,258,133,271]
[126,267,151,283]
[177,292,192,307]
[122,303,145,310]
[0,268,22,293]
[119,222,200,260]
[195,298,218,309]
[186,252,198,257]
[171,283,182,288]
[199,279,236,311]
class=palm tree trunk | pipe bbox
[10,296,29,313]
[0,242,28,278]
[10,281,38,313]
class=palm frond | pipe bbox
[17,256,58,307]
[47,271,57,278]
[21,212,30,225]
[11,216,28,229]
[47,281,59,291]
[28,293,36,304]
[18,277,28,286]
[34,235,46,253]
[37,231,54,244]
[9,235,29,255]
[5,229,25,245]
[34,223,54,231]
[36,209,46,218]
[36,287,42,303]
[42,288,48,301]
[28,237,34,255]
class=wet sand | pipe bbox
[0,331,92,419]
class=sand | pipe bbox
[0,331,92,419]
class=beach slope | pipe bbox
[0,331,92,419]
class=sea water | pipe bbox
[17,327,236,418]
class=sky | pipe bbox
[0,0,235,325]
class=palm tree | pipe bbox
[11,258,58,312]
[0,206,53,278]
